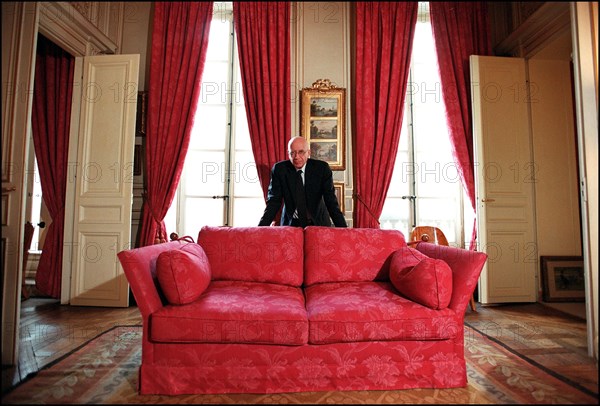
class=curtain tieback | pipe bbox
[154,229,167,245]
[353,192,381,226]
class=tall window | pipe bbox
[29,157,44,252]
[165,3,264,236]
[380,3,465,245]
[167,2,467,243]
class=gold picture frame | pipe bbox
[333,181,345,213]
[301,79,345,170]
[136,91,148,137]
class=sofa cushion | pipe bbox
[150,281,309,345]
[305,281,458,344]
[156,243,211,305]
[389,247,452,310]
[304,226,406,286]
[197,226,304,286]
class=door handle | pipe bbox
[481,198,496,203]
[401,195,416,200]
[212,195,229,200]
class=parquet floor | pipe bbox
[2,298,598,397]
[465,302,598,395]
[1,297,142,393]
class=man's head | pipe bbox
[288,136,311,169]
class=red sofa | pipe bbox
[118,226,487,395]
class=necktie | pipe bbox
[295,170,308,227]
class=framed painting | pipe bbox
[133,144,143,177]
[540,256,585,302]
[301,79,345,170]
[333,181,344,213]
[136,91,147,137]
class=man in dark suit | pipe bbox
[258,136,347,227]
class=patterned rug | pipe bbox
[2,325,597,404]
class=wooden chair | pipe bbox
[409,226,449,246]
[409,226,477,312]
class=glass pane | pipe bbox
[31,158,43,251]
[382,109,411,231]
[418,198,457,243]
[418,170,461,196]
[191,105,228,150]
[232,54,244,107]
[234,104,251,150]
[183,197,224,236]
[200,62,230,105]
[183,150,226,196]
[232,150,262,196]
[205,18,230,61]
[232,197,266,227]
[387,150,411,197]
[380,197,411,237]
[164,197,177,236]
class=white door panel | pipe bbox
[471,55,537,304]
[1,2,38,365]
[68,54,139,307]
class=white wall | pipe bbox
[120,2,152,91]
[292,2,353,223]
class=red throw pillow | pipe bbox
[389,247,452,310]
[157,243,211,305]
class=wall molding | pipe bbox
[495,2,571,58]
[38,2,119,57]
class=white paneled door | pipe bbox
[1,2,38,365]
[470,55,537,304]
[66,54,139,307]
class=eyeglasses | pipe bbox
[288,150,307,157]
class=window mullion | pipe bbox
[406,68,417,228]
[223,14,236,226]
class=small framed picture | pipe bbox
[136,91,147,137]
[133,144,143,177]
[540,256,585,302]
[333,181,344,213]
[300,79,345,170]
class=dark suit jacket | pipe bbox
[258,158,347,227]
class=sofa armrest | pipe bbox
[415,242,487,315]
[117,241,185,319]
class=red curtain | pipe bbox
[31,35,75,298]
[353,2,418,228]
[233,2,291,198]
[139,2,213,247]
[429,2,491,248]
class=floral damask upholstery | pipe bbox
[151,280,308,345]
[156,243,211,305]
[198,226,304,286]
[141,339,465,394]
[304,226,406,285]
[118,226,487,395]
[389,246,453,310]
[305,281,458,344]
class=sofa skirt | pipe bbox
[138,339,466,395]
